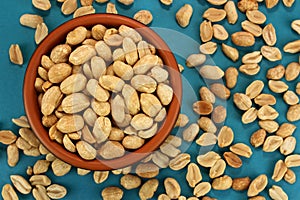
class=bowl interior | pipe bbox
[24,14,182,170]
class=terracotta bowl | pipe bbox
[23,14,182,171]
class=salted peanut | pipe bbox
[182,123,200,142]
[224,152,242,168]
[203,8,226,22]
[152,151,169,168]
[19,14,43,28]
[224,1,238,24]
[232,177,251,191]
[212,105,227,123]
[103,29,123,47]
[222,43,239,62]
[133,54,161,74]
[285,62,300,81]
[157,83,173,106]
[199,65,224,80]
[51,159,72,176]
[280,136,296,156]
[241,20,262,37]
[106,2,117,14]
[199,87,216,104]
[66,26,87,46]
[12,116,30,128]
[269,185,288,200]
[0,130,17,145]
[91,24,106,40]
[257,105,279,120]
[160,143,180,158]
[200,20,213,43]
[242,51,262,64]
[291,20,300,34]
[93,171,109,184]
[101,187,123,200]
[207,0,227,5]
[233,93,252,111]
[35,22,48,44]
[199,42,217,55]
[30,175,51,186]
[32,0,51,11]
[242,107,258,124]
[297,82,300,95]
[10,175,31,194]
[94,42,112,63]
[230,143,253,158]
[272,160,288,182]
[123,37,138,65]
[284,169,296,184]
[169,153,191,171]
[50,44,72,64]
[174,114,189,127]
[73,6,95,18]
[136,163,159,178]
[237,0,258,12]
[285,154,300,167]
[239,64,260,75]
[197,117,217,133]
[259,119,279,132]
[2,184,19,200]
[193,101,213,115]
[120,174,141,190]
[69,45,96,65]
[283,40,300,53]
[283,0,295,7]
[218,126,234,148]
[133,10,152,25]
[164,178,181,199]
[268,80,289,93]
[139,179,159,200]
[16,137,32,151]
[32,185,49,200]
[131,75,156,93]
[118,25,142,43]
[61,93,90,114]
[196,133,217,146]
[210,83,230,100]
[186,54,206,67]
[212,175,232,190]
[100,75,125,93]
[231,31,255,47]
[209,159,226,178]
[121,85,139,115]
[254,94,276,106]
[283,90,299,105]
[246,10,266,24]
[266,65,285,80]
[262,24,277,46]
[19,128,40,147]
[250,129,267,148]
[164,135,182,147]
[248,174,268,197]
[130,113,153,131]
[76,140,96,160]
[33,160,50,175]
[99,141,125,159]
[261,46,282,61]
[265,0,279,8]
[48,63,72,83]
[150,66,168,83]
[263,136,283,152]
[9,44,23,65]
[246,80,264,99]
[213,24,228,40]
[197,151,221,167]
[38,66,48,81]
[6,144,19,167]
[186,163,202,188]
[176,4,193,27]
[24,147,41,157]
[287,104,300,122]
[194,182,211,197]
[158,194,171,200]
[122,135,144,149]
[225,67,238,89]
[46,184,67,199]
[137,41,152,58]
[56,115,84,133]
[61,0,77,15]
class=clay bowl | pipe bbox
[23,14,182,171]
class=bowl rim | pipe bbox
[23,13,182,170]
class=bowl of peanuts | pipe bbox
[23,13,182,170]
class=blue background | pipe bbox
[0,0,300,199]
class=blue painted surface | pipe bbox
[0,0,299,199]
